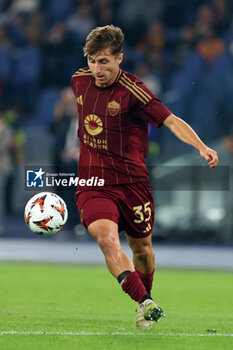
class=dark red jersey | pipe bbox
[71,68,171,185]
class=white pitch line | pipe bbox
[0,331,233,337]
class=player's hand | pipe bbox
[199,147,219,169]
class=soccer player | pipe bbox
[71,25,218,329]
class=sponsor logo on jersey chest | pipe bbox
[84,114,103,136]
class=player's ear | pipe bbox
[117,53,123,65]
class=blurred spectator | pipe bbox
[134,62,162,96]
[0,25,11,47]
[9,17,42,113]
[6,0,39,46]
[52,87,79,166]
[3,107,25,163]
[0,25,12,107]
[162,0,201,27]
[8,0,39,15]
[41,23,77,87]
[0,110,13,233]
[29,10,44,24]
[212,0,231,35]
[66,1,96,43]
[117,0,164,27]
[175,25,196,56]
[161,0,232,149]
[196,25,226,64]
[137,21,166,52]
[134,62,163,157]
[224,132,233,153]
[194,4,215,39]
[45,0,73,23]
[117,0,165,46]
[94,0,117,26]
[189,51,232,142]
[3,106,26,213]
[144,47,173,90]
[8,12,27,46]
[136,21,174,89]
[52,87,80,228]
[25,22,41,46]
[0,0,12,14]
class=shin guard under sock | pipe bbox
[135,268,154,295]
[120,271,150,304]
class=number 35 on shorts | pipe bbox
[133,201,152,233]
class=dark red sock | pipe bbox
[121,271,148,303]
[135,268,154,295]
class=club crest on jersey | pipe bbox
[84,114,103,136]
[107,100,120,116]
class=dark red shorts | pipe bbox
[75,181,155,238]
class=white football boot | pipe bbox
[136,305,154,329]
[136,299,165,329]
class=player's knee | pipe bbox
[134,245,154,263]
[135,252,149,264]
[96,232,120,256]
[88,220,119,253]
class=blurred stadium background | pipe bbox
[0,0,232,262]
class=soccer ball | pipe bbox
[24,192,68,236]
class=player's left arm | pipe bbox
[163,114,219,169]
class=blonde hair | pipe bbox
[83,25,124,57]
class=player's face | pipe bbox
[88,48,123,88]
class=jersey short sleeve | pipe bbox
[129,79,171,127]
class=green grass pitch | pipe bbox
[0,262,232,350]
